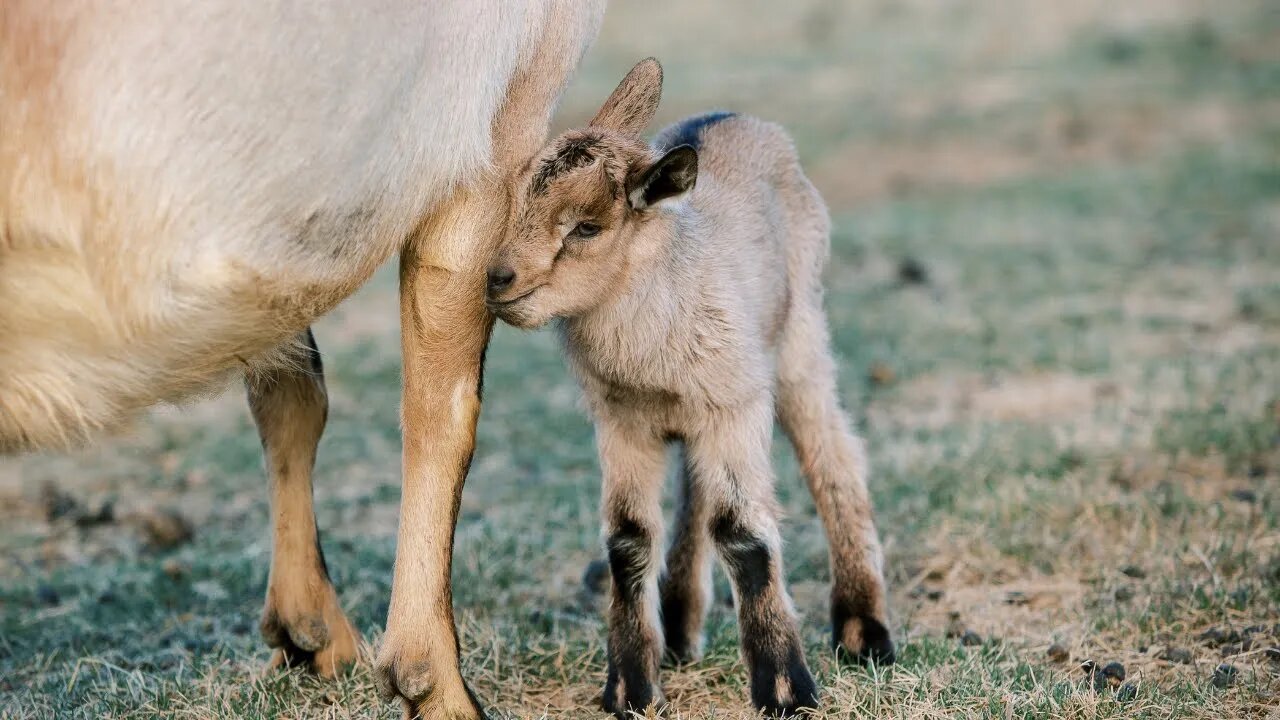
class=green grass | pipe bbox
[3,1,1280,718]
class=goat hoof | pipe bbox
[395,696,488,720]
[749,648,819,717]
[661,641,703,667]
[260,590,359,678]
[833,612,896,666]
[602,673,664,718]
[374,649,487,720]
[658,576,707,666]
[659,606,704,666]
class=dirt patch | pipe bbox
[812,98,1264,209]
[811,138,1038,210]
[875,371,1101,430]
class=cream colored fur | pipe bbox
[487,59,893,717]
[1,3,606,718]
[0,0,592,451]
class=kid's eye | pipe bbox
[569,221,601,239]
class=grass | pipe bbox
[3,0,1279,718]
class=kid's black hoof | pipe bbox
[602,668,664,718]
[750,646,819,717]
[659,593,703,666]
[834,612,896,666]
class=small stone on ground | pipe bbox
[868,362,896,387]
[36,584,60,606]
[1228,488,1257,503]
[137,508,194,550]
[1119,564,1146,579]
[581,558,609,595]
[897,256,930,285]
[1211,664,1237,689]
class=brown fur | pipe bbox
[487,59,894,717]
[378,6,607,719]
[247,330,359,678]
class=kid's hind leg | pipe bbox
[659,442,713,664]
[777,299,894,666]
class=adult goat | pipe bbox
[0,1,606,717]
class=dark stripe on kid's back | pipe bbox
[657,111,737,152]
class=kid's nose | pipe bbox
[486,265,516,294]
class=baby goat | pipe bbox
[486,59,894,717]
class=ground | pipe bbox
[3,0,1280,718]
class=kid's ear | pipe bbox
[590,58,663,137]
[627,145,698,210]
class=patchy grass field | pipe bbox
[4,1,1280,718]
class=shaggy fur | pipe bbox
[1,2,605,718]
[486,59,895,718]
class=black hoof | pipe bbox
[602,666,663,718]
[834,612,896,666]
[661,642,701,667]
[749,645,819,717]
[659,596,703,666]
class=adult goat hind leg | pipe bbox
[777,296,894,666]
[249,328,360,678]
[659,442,714,665]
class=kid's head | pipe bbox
[485,58,698,328]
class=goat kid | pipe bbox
[485,59,894,717]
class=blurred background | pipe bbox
[3,1,1278,717]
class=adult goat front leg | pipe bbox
[374,4,604,715]
[375,201,495,720]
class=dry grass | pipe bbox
[4,0,1280,718]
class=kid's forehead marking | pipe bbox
[528,135,601,197]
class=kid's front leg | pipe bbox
[596,416,669,718]
[688,399,819,717]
